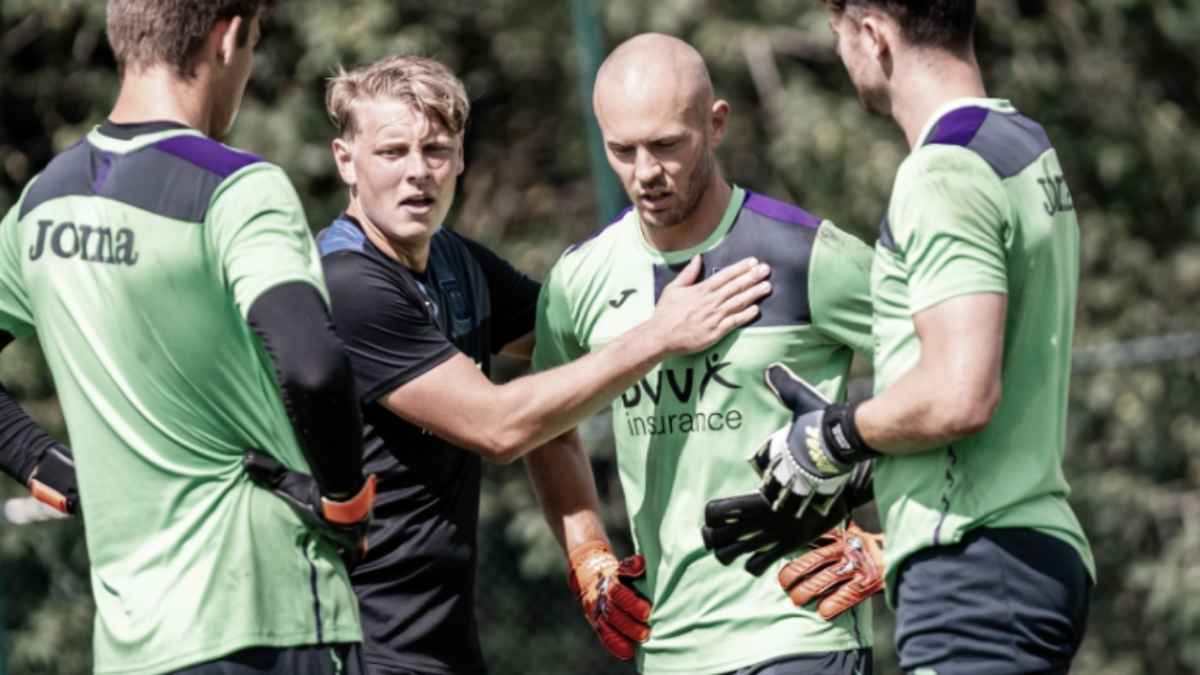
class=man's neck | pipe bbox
[347,202,434,273]
[889,49,988,149]
[108,66,213,136]
[642,175,733,253]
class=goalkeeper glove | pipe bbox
[701,491,848,576]
[567,541,652,661]
[28,444,79,515]
[750,363,877,517]
[778,521,885,620]
[242,449,376,566]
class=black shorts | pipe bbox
[723,649,873,675]
[895,528,1091,675]
[171,644,365,675]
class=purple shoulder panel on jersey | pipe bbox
[742,191,821,229]
[924,106,989,148]
[153,135,262,178]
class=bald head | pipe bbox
[592,34,730,235]
[594,33,714,126]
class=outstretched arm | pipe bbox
[381,255,770,464]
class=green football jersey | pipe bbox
[534,186,875,674]
[0,122,361,674]
[871,98,1095,599]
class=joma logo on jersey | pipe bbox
[620,352,740,408]
[29,220,139,265]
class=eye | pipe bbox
[652,139,679,151]
[424,143,453,156]
[609,144,635,157]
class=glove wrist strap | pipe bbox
[822,402,878,465]
[568,540,613,570]
[320,474,377,525]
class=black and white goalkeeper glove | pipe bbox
[750,363,877,518]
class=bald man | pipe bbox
[533,34,879,675]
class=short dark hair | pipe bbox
[106,0,275,78]
[827,0,976,53]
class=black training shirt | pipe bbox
[317,215,539,675]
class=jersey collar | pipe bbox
[633,185,747,265]
[86,123,205,154]
[913,97,1015,148]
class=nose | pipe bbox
[634,146,662,185]
[404,151,432,183]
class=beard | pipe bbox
[637,148,714,230]
[856,79,892,116]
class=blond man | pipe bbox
[315,56,771,674]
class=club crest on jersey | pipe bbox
[28,220,139,266]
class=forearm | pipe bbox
[247,282,365,496]
[524,430,608,553]
[0,382,64,485]
[489,324,668,461]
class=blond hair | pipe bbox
[326,55,470,138]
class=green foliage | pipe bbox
[1,1,1197,674]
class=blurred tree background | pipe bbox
[1,0,1198,673]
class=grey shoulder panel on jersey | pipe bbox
[19,134,264,223]
[652,190,820,328]
[18,141,92,219]
[924,106,1052,179]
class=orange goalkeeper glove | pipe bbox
[567,541,652,661]
[778,521,885,620]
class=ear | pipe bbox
[332,137,356,187]
[859,13,891,65]
[214,16,243,68]
[709,99,730,147]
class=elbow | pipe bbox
[479,428,534,466]
[938,382,1001,439]
[287,353,351,398]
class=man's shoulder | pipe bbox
[150,134,265,181]
[915,104,1053,181]
[317,217,372,258]
[739,190,823,230]
[560,206,634,261]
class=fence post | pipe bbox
[568,0,626,224]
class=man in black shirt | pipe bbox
[317,56,772,675]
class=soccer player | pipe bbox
[534,34,878,674]
[756,2,1095,673]
[0,1,375,673]
[315,56,770,675]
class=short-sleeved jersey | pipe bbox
[0,121,361,674]
[534,186,875,675]
[870,99,1095,600]
[317,216,540,675]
